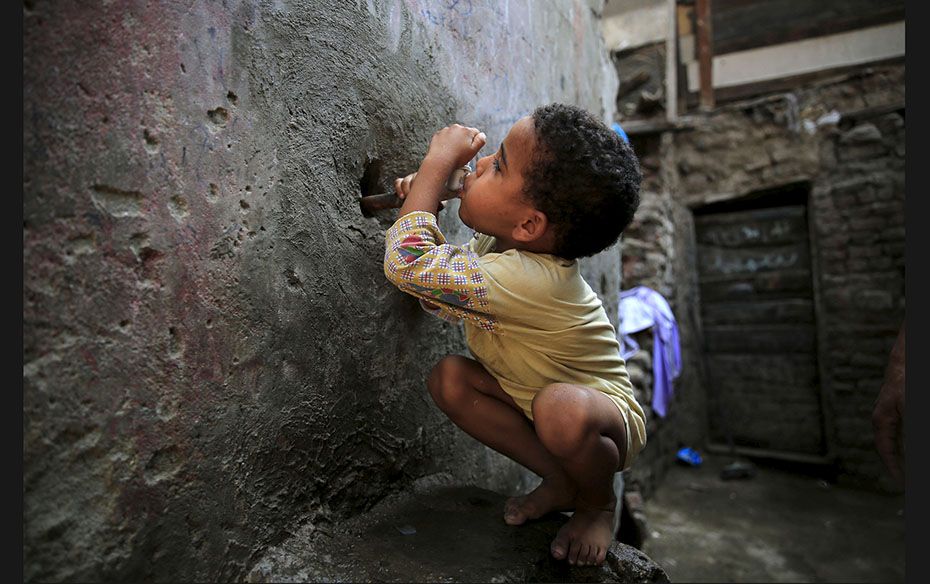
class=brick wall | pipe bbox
[811,108,905,486]
[619,64,904,494]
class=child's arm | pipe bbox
[382,123,496,328]
[384,211,497,332]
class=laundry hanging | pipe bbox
[618,286,682,418]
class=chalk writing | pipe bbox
[701,218,798,246]
[708,250,800,275]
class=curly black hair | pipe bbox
[523,103,641,260]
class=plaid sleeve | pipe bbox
[384,211,498,332]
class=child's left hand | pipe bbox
[394,172,448,214]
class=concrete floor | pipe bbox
[640,453,905,583]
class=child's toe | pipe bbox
[584,545,597,566]
[550,537,568,560]
[503,498,527,525]
[568,539,583,565]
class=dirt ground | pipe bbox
[639,453,905,583]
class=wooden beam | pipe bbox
[685,56,904,107]
[712,0,905,56]
[838,102,906,128]
[695,0,714,110]
[666,0,679,122]
[705,442,832,465]
[617,118,694,136]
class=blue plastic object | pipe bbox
[611,122,630,143]
[676,447,703,467]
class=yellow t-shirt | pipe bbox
[384,211,646,463]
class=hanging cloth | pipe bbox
[617,286,682,418]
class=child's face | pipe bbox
[457,116,538,239]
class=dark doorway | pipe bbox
[693,183,827,460]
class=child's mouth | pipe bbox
[458,169,473,199]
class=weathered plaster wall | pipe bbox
[23,1,620,581]
[619,64,904,494]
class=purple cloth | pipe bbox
[618,286,682,418]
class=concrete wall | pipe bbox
[23,1,621,580]
[620,64,904,494]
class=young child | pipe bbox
[383,103,646,567]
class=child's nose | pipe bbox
[475,155,492,176]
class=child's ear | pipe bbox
[512,210,549,243]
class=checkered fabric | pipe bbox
[384,212,497,332]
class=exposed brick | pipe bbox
[849,216,886,232]
[856,189,879,203]
[849,352,888,368]
[879,228,906,243]
[848,246,881,259]
[818,233,850,248]
[822,288,853,309]
[828,177,879,198]
[838,143,890,162]
[832,366,871,381]
[856,377,886,390]
[867,256,893,270]
[839,123,882,144]
[853,290,893,310]
[819,249,847,262]
[847,259,870,272]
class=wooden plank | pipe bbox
[705,443,831,465]
[706,368,825,454]
[707,400,825,452]
[695,203,806,225]
[706,379,821,407]
[712,0,905,56]
[703,324,815,353]
[709,423,825,453]
[705,353,818,385]
[701,299,814,325]
[688,55,905,106]
[695,0,714,109]
[699,269,813,301]
[666,0,679,123]
[695,206,808,248]
[698,243,810,279]
[619,118,694,136]
[838,102,906,129]
[677,3,693,37]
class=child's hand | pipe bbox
[394,172,418,199]
[424,124,487,170]
[394,172,448,213]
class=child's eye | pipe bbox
[492,157,501,172]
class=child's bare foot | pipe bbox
[550,501,617,566]
[504,474,576,525]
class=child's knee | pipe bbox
[532,384,598,457]
[427,356,472,412]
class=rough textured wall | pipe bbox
[810,98,905,487]
[620,64,903,493]
[620,132,707,497]
[23,1,620,581]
